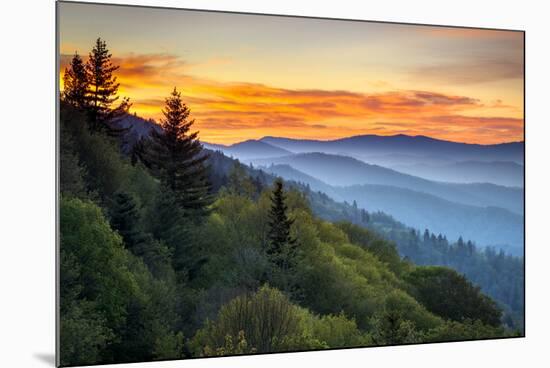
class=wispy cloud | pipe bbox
[412,59,523,85]
[60,52,523,144]
[417,27,523,41]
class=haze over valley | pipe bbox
[202,133,524,255]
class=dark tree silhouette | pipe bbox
[267,179,297,269]
[139,87,212,218]
[85,38,130,135]
[63,52,89,109]
[109,191,144,251]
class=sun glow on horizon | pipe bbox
[58,3,524,145]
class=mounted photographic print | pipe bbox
[56,1,525,366]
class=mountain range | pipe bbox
[390,160,523,187]
[254,152,523,215]
[202,140,292,160]
[114,114,524,255]
[207,136,524,187]
[260,134,524,164]
[262,163,523,255]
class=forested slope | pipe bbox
[260,164,524,329]
[60,103,515,365]
[58,39,520,367]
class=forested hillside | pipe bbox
[288,187,525,330]
[59,39,520,367]
[250,152,524,255]
[198,160,524,329]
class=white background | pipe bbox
[0,0,548,367]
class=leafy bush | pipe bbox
[190,286,304,354]
[425,319,508,342]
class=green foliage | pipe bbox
[113,257,183,363]
[200,330,255,357]
[193,194,270,290]
[59,106,88,199]
[425,319,508,342]
[227,163,258,198]
[144,186,207,282]
[295,230,438,332]
[310,313,371,348]
[190,286,303,355]
[60,300,114,366]
[307,188,523,330]
[267,180,297,262]
[406,266,502,327]
[336,221,407,276]
[190,286,366,356]
[60,197,184,365]
[108,191,144,249]
[60,197,138,331]
[370,310,422,345]
[153,331,185,360]
[266,179,300,294]
[60,103,131,202]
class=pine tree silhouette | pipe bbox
[85,37,130,136]
[63,52,88,109]
[139,87,212,218]
[267,179,297,269]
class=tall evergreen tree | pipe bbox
[267,179,297,270]
[145,185,207,282]
[85,38,130,135]
[139,87,212,218]
[109,191,144,250]
[59,103,88,199]
[63,52,89,109]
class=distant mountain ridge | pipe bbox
[118,120,524,167]
[201,134,524,186]
[254,152,523,215]
[391,160,524,187]
[202,139,292,160]
[260,134,524,164]
[263,162,523,255]
[114,113,162,138]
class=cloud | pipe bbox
[412,59,523,85]
[372,114,523,144]
[113,53,186,83]
[182,87,482,135]
[59,52,523,144]
[429,115,523,134]
[60,52,190,90]
[405,27,523,85]
[426,27,519,38]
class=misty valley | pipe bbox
[205,134,524,256]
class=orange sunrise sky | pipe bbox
[58,2,524,145]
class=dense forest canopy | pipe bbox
[59,39,523,367]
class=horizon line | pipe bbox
[124,112,524,147]
[199,133,525,147]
